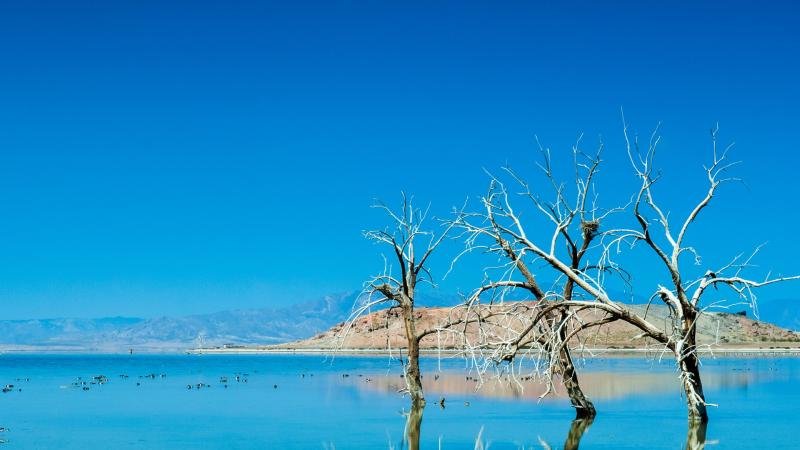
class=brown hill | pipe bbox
[274,303,800,351]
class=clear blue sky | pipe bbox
[0,0,798,319]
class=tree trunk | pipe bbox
[676,325,708,424]
[556,311,596,418]
[559,346,596,419]
[401,302,425,408]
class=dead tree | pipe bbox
[445,137,619,418]
[340,193,457,409]
[453,124,798,424]
[603,122,799,422]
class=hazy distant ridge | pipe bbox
[0,292,795,353]
[0,292,360,352]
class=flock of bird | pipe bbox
[188,373,250,389]
[0,369,485,401]
[0,368,482,445]
[2,377,29,394]
[0,371,265,398]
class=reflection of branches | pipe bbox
[538,418,703,450]
[401,403,423,450]
[538,416,593,450]
[685,421,708,450]
[563,417,593,450]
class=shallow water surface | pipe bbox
[0,354,797,448]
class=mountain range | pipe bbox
[0,291,796,352]
[0,292,361,352]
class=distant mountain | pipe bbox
[0,316,145,346]
[0,291,794,353]
[0,292,360,353]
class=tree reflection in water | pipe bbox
[686,421,708,450]
[538,417,594,450]
[563,417,594,450]
[396,408,709,449]
[401,403,423,450]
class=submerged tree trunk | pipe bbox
[556,310,596,418]
[405,335,425,407]
[560,253,596,419]
[559,346,596,419]
[676,323,708,424]
[679,354,708,423]
[401,301,426,408]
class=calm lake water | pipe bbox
[0,354,797,449]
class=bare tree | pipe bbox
[452,123,798,424]
[609,122,799,422]
[443,138,614,418]
[340,193,457,409]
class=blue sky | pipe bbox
[0,0,798,319]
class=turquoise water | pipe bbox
[0,354,797,448]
